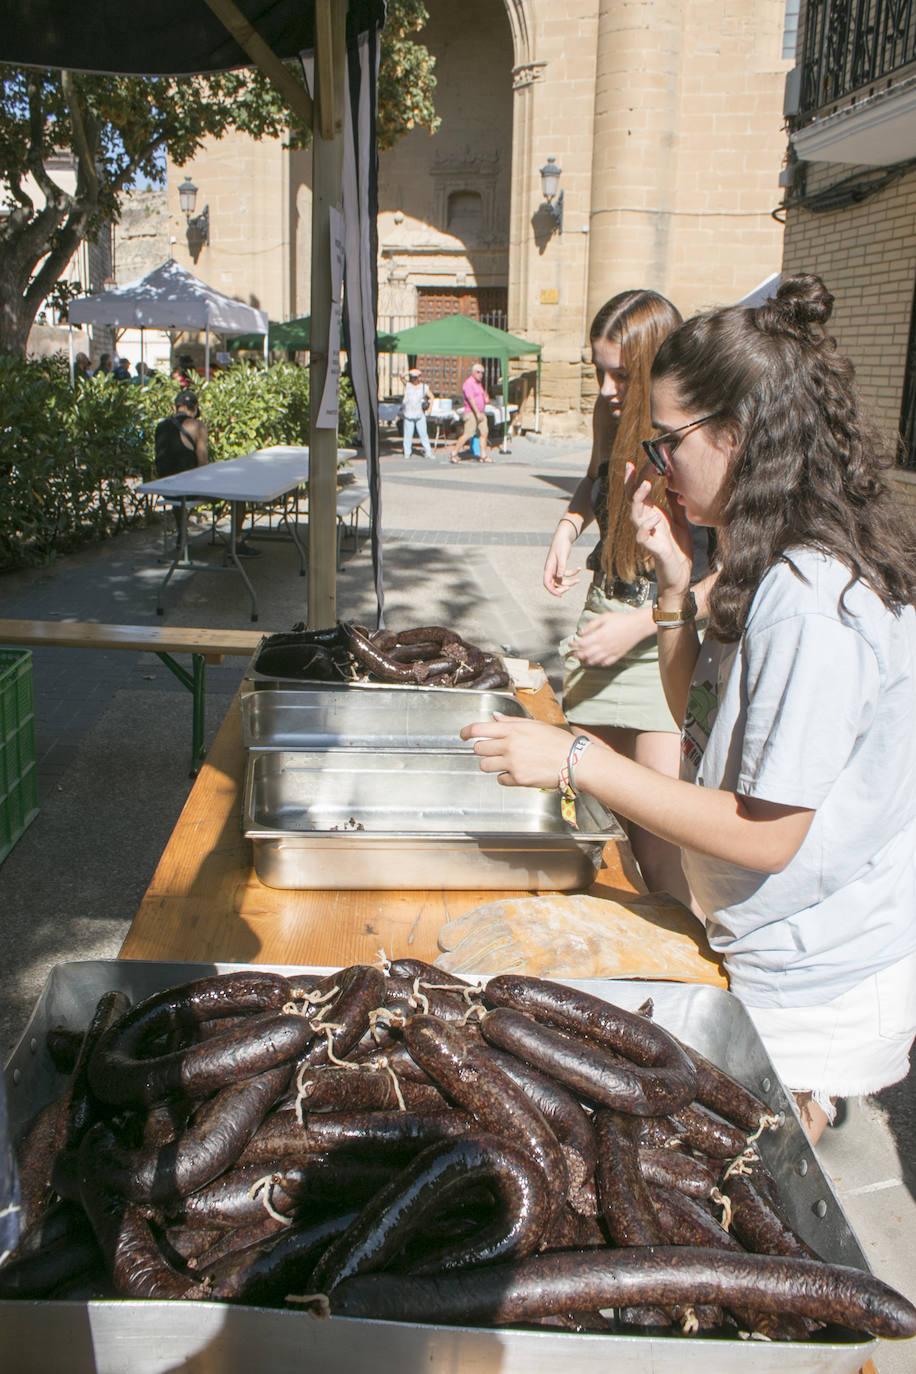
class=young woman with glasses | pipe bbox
[467,274,916,1143]
[542,290,713,907]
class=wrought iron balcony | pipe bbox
[793,0,916,127]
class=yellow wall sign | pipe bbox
[540,289,559,305]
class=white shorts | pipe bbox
[744,949,916,1120]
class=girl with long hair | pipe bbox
[543,290,711,905]
[468,275,916,1144]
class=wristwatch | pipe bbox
[652,590,697,625]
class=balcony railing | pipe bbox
[796,0,916,125]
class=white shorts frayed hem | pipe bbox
[743,950,916,1115]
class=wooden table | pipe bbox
[119,679,655,967]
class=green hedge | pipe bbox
[0,354,358,571]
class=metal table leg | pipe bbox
[222,501,259,621]
[154,650,208,776]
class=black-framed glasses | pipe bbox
[641,413,722,476]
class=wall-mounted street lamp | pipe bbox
[539,157,563,234]
[178,176,210,246]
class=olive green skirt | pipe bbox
[560,582,678,734]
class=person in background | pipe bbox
[112,357,132,381]
[73,352,92,383]
[543,290,711,908]
[133,362,155,385]
[94,353,113,377]
[171,354,195,387]
[154,390,260,558]
[450,361,496,464]
[154,390,208,477]
[399,366,434,460]
[463,274,916,1145]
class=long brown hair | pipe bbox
[651,273,916,640]
[591,291,682,581]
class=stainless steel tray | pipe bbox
[243,749,622,890]
[239,686,531,752]
[243,638,516,697]
[2,962,878,1374]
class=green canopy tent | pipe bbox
[229,316,398,355]
[383,314,543,434]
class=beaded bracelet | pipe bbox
[557,734,591,826]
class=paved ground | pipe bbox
[1,430,913,1366]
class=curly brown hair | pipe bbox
[590,290,682,582]
[650,273,916,640]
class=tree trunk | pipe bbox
[0,254,38,355]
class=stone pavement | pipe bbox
[0,432,913,1365]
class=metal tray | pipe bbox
[242,637,517,697]
[243,749,622,890]
[239,686,531,752]
[2,962,877,1374]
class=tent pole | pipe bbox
[263,332,269,369]
[68,327,74,386]
[205,315,211,380]
[140,327,145,385]
[536,355,541,432]
[307,0,346,630]
[501,360,509,454]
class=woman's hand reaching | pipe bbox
[569,606,654,665]
[543,527,583,597]
[460,716,576,790]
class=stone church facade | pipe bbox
[166,0,793,431]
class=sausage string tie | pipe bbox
[286,1291,331,1318]
[304,985,340,1007]
[460,1002,487,1026]
[721,1146,760,1181]
[249,1173,294,1226]
[745,1111,781,1146]
[679,1307,699,1335]
[374,948,391,972]
[318,1024,351,1066]
[710,1186,733,1231]
[418,978,486,1007]
[281,1000,311,1017]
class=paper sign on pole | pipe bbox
[316,205,346,429]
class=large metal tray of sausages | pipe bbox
[241,635,518,698]
[243,749,622,890]
[1,961,880,1374]
[239,685,532,752]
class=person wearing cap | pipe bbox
[154,391,261,557]
[450,361,495,464]
[399,366,434,459]
[154,390,209,477]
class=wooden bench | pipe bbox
[0,621,266,776]
[334,485,370,568]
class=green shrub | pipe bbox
[0,354,359,571]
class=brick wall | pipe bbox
[782,164,916,448]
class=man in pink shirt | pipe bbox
[450,361,495,463]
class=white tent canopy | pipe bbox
[68,259,269,377]
[69,259,268,334]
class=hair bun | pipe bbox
[755,273,834,340]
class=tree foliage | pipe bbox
[0,0,438,352]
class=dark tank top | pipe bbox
[154,415,198,478]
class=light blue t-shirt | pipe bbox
[680,547,916,1009]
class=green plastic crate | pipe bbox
[0,648,39,863]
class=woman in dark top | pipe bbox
[154,389,208,477]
